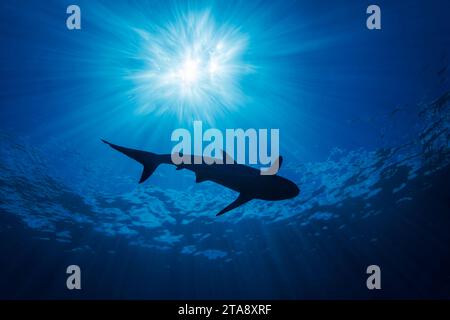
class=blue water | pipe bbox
[0,0,449,299]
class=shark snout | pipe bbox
[272,177,300,200]
[287,180,300,198]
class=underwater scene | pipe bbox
[0,0,449,299]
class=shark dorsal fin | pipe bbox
[220,149,235,164]
[277,156,283,170]
[260,156,283,176]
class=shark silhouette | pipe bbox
[102,140,300,216]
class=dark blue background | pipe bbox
[0,0,449,299]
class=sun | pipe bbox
[131,11,252,123]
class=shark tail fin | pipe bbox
[101,139,163,184]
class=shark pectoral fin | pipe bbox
[216,194,252,216]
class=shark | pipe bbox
[102,140,300,216]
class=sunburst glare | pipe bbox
[131,11,252,123]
